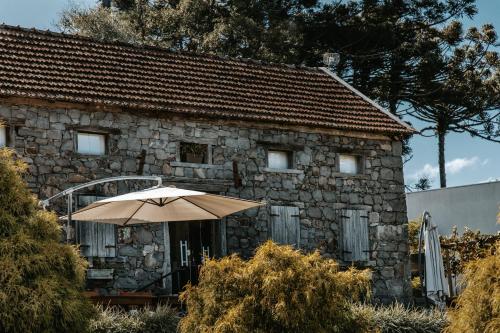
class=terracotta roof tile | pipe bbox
[0,25,414,135]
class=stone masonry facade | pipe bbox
[0,100,411,302]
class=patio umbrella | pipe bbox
[65,186,264,225]
[419,211,449,307]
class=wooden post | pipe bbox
[443,248,454,297]
[162,222,172,294]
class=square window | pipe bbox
[77,132,106,155]
[268,150,292,169]
[0,126,6,148]
[180,142,209,164]
[339,154,361,174]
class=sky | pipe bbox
[0,0,499,190]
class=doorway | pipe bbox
[169,220,219,294]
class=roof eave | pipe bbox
[319,67,417,134]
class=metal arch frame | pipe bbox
[40,176,163,242]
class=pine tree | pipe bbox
[0,148,92,333]
[407,23,500,188]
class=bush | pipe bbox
[444,242,500,333]
[353,302,448,333]
[88,305,179,333]
[0,149,93,332]
[179,241,371,333]
[408,219,421,254]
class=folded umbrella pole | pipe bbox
[418,211,449,308]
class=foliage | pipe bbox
[88,305,179,333]
[413,176,432,191]
[352,302,448,333]
[0,149,93,333]
[445,242,500,333]
[408,219,421,254]
[407,23,500,187]
[179,241,371,333]
[411,276,422,297]
[440,226,499,275]
[180,142,206,155]
[59,0,318,63]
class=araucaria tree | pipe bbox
[408,23,500,188]
[0,148,92,333]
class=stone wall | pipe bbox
[0,100,411,301]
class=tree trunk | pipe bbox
[438,130,446,188]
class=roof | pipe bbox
[0,25,414,135]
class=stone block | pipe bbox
[119,245,138,257]
[123,159,137,172]
[380,168,394,180]
[114,277,138,290]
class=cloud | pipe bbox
[445,157,480,174]
[480,177,500,183]
[409,156,483,181]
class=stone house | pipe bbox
[0,25,415,302]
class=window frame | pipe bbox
[0,125,7,148]
[76,194,117,258]
[76,131,107,156]
[266,149,294,170]
[336,153,364,175]
[179,141,212,164]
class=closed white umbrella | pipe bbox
[65,186,264,225]
[420,211,449,307]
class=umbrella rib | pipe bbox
[123,201,147,226]
[204,193,263,204]
[182,197,222,219]
[71,201,111,217]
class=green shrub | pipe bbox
[445,242,500,333]
[0,149,93,333]
[179,241,371,333]
[408,219,421,254]
[353,302,448,333]
[88,305,179,333]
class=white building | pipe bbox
[406,181,500,236]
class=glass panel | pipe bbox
[77,133,106,155]
[0,127,6,147]
[339,154,358,174]
[268,150,290,169]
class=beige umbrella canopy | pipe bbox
[66,186,265,225]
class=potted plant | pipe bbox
[181,143,206,163]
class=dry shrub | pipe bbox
[445,242,500,333]
[88,305,179,333]
[352,302,448,333]
[0,149,93,332]
[179,241,371,333]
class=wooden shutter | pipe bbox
[271,206,300,247]
[77,196,116,258]
[341,209,369,262]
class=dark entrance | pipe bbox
[169,220,219,294]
